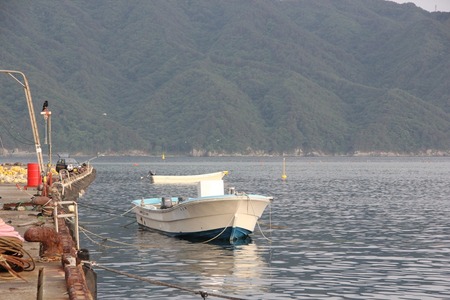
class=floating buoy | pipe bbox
[282,157,287,180]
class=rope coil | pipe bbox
[0,237,35,280]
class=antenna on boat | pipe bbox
[282,157,287,180]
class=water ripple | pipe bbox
[78,157,450,299]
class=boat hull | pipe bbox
[149,171,228,184]
[132,194,271,241]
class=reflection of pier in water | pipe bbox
[134,230,268,295]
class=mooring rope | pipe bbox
[77,202,135,219]
[255,220,272,242]
[15,183,34,197]
[201,194,273,244]
[79,227,121,249]
[93,263,246,300]
[79,206,136,224]
[245,194,273,242]
[79,226,158,249]
[201,213,235,244]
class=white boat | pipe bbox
[131,180,272,242]
[148,170,228,184]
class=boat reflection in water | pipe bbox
[134,229,269,296]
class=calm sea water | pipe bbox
[73,156,450,299]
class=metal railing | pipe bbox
[53,200,80,250]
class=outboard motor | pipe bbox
[161,197,173,209]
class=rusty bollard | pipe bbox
[24,226,63,258]
[31,196,55,216]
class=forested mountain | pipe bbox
[1,0,449,156]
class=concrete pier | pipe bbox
[0,167,96,300]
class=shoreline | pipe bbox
[1,150,449,159]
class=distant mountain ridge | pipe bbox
[0,0,449,156]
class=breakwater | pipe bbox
[0,165,97,300]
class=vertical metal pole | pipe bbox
[47,113,53,188]
[48,113,52,168]
[44,118,48,145]
[54,205,59,233]
[42,111,52,174]
[74,202,80,250]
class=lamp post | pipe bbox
[41,109,52,173]
[0,70,44,173]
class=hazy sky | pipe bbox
[389,0,450,12]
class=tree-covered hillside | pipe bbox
[1,0,449,156]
